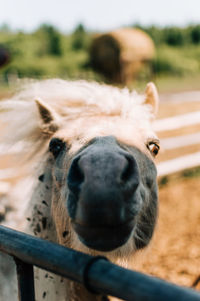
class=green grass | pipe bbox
[154,45,200,75]
[1,30,200,94]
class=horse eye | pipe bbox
[148,142,160,157]
[49,138,66,158]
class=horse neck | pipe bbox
[27,156,57,242]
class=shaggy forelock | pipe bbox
[0,79,156,169]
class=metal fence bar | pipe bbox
[14,258,35,301]
[0,225,200,301]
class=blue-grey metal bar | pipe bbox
[0,225,200,301]
[14,258,35,301]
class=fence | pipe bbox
[154,109,200,177]
[0,225,200,301]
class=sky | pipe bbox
[1,0,200,33]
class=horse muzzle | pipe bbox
[67,136,141,252]
[72,219,136,252]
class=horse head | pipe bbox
[34,81,160,258]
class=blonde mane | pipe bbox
[0,79,155,173]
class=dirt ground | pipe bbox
[133,175,200,290]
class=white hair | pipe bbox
[0,79,156,174]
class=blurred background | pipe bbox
[1,0,200,292]
[0,0,200,93]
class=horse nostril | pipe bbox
[121,156,135,182]
[120,155,140,194]
[67,157,84,193]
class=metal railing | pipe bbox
[0,225,200,301]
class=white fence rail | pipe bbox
[157,152,200,177]
[154,111,200,132]
[160,132,200,150]
[154,110,200,177]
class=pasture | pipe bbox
[0,85,200,299]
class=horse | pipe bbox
[0,45,10,68]
[0,79,160,301]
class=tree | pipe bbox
[71,23,87,50]
[0,23,11,33]
[190,25,200,44]
[163,27,185,46]
[38,24,62,56]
